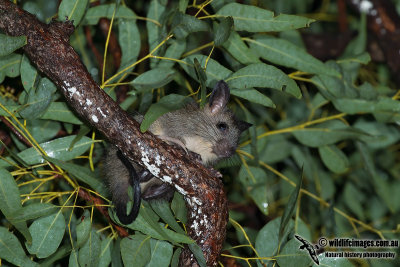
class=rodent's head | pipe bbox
[180,81,251,165]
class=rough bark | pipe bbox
[0,0,228,266]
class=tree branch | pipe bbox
[0,1,228,266]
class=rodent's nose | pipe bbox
[213,139,236,158]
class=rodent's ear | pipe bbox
[208,80,230,114]
[237,120,252,132]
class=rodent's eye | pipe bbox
[217,122,228,132]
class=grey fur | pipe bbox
[103,80,251,223]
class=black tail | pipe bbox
[116,150,142,225]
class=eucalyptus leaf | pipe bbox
[84,4,136,25]
[44,156,106,195]
[318,145,349,174]
[99,236,113,267]
[231,88,275,108]
[120,234,151,267]
[118,18,140,72]
[292,121,367,147]
[128,213,193,244]
[255,217,294,265]
[0,227,37,267]
[158,39,186,68]
[0,53,22,83]
[26,212,66,258]
[180,54,232,87]
[249,35,341,77]
[78,229,101,267]
[277,238,312,267]
[147,239,173,267]
[76,210,91,248]
[58,0,89,26]
[172,12,210,39]
[217,3,314,32]
[227,63,301,98]
[222,31,260,64]
[0,34,26,57]
[0,168,31,242]
[131,68,175,92]
[8,203,58,223]
[213,16,233,46]
[19,77,57,120]
[0,135,95,167]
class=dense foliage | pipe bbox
[0,0,399,266]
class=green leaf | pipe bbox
[255,217,294,265]
[318,145,349,174]
[158,39,186,68]
[0,227,38,267]
[279,172,302,241]
[259,135,293,164]
[0,168,23,218]
[76,210,91,247]
[314,255,355,267]
[98,236,113,267]
[171,192,187,225]
[41,102,83,124]
[25,135,94,164]
[26,212,66,258]
[140,94,188,132]
[131,67,175,92]
[231,88,274,107]
[353,119,400,149]
[69,250,80,267]
[277,238,312,267]
[20,54,39,91]
[333,97,400,115]
[0,53,22,83]
[213,16,233,46]
[238,166,269,215]
[344,183,365,220]
[194,58,207,108]
[180,54,232,87]
[84,4,136,25]
[0,168,31,242]
[44,156,106,195]
[58,0,89,27]
[356,142,397,212]
[188,243,206,267]
[338,51,371,65]
[0,34,26,57]
[78,229,101,267]
[172,12,210,39]
[120,234,151,267]
[118,18,140,71]
[217,3,314,32]
[248,35,341,77]
[150,199,185,234]
[292,121,367,147]
[171,248,182,267]
[128,213,193,244]
[146,0,166,68]
[227,63,301,98]
[147,239,173,267]
[222,31,260,64]
[28,119,61,143]
[178,0,189,12]
[8,203,58,223]
[0,135,94,167]
[19,77,57,120]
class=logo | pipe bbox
[294,234,320,265]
